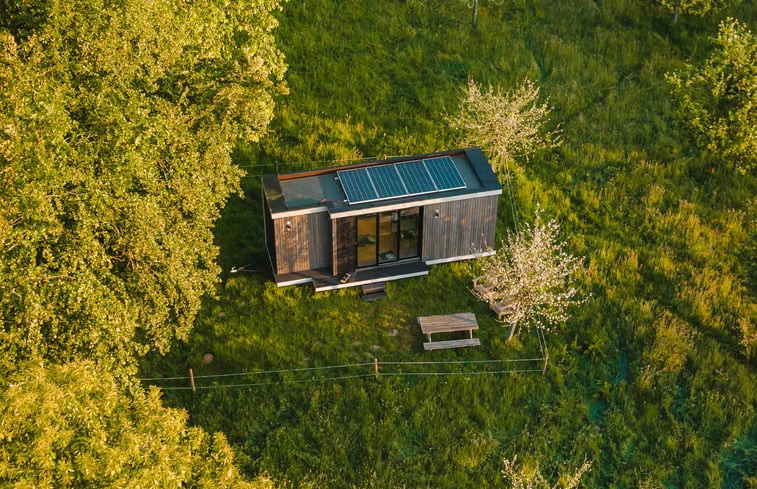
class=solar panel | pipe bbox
[367,165,406,199]
[337,156,467,205]
[424,157,465,190]
[337,168,378,203]
[396,161,436,194]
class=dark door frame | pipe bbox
[354,207,422,269]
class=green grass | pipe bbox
[141,0,757,486]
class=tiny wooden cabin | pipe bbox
[262,148,501,291]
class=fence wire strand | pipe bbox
[141,355,547,391]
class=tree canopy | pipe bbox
[0,0,286,373]
[0,360,275,488]
[447,78,560,172]
[651,0,737,22]
[502,456,592,489]
[667,17,755,174]
[472,210,584,341]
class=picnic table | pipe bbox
[417,312,481,351]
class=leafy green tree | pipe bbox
[0,360,275,488]
[0,0,286,373]
[667,18,756,173]
[651,0,736,23]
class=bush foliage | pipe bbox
[0,0,286,373]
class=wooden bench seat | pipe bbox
[423,338,481,351]
[490,301,514,320]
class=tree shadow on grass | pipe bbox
[213,146,276,280]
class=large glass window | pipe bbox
[399,208,420,259]
[355,208,420,268]
[356,215,377,268]
[378,212,399,263]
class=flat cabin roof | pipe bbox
[262,147,502,218]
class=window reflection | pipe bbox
[378,212,399,263]
[356,215,377,268]
[399,208,419,259]
[355,208,420,268]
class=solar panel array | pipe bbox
[337,156,466,204]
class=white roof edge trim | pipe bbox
[270,206,329,219]
[328,189,502,218]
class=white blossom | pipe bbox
[447,78,560,170]
[502,455,592,489]
[472,208,585,340]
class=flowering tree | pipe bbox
[502,455,592,489]
[472,210,584,341]
[447,78,560,172]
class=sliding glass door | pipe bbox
[378,212,399,263]
[356,215,377,268]
[355,208,420,268]
[399,207,419,259]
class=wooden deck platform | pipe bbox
[273,261,430,291]
[417,313,481,351]
[317,261,429,292]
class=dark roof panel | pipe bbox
[263,148,501,217]
[464,147,500,190]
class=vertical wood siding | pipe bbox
[308,212,331,270]
[274,212,331,274]
[421,196,497,261]
[264,200,276,271]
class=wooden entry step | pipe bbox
[362,281,387,301]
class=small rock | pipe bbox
[371,344,381,351]
[217,311,226,318]
[388,329,399,337]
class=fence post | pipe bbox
[542,352,549,375]
[189,368,196,394]
[374,357,379,380]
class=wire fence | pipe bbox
[141,352,549,392]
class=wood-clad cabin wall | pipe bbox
[421,195,497,261]
[273,212,331,274]
[264,200,276,270]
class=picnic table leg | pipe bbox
[427,334,432,343]
[469,329,473,339]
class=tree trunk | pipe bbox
[507,322,518,342]
[672,2,679,23]
[472,0,478,28]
